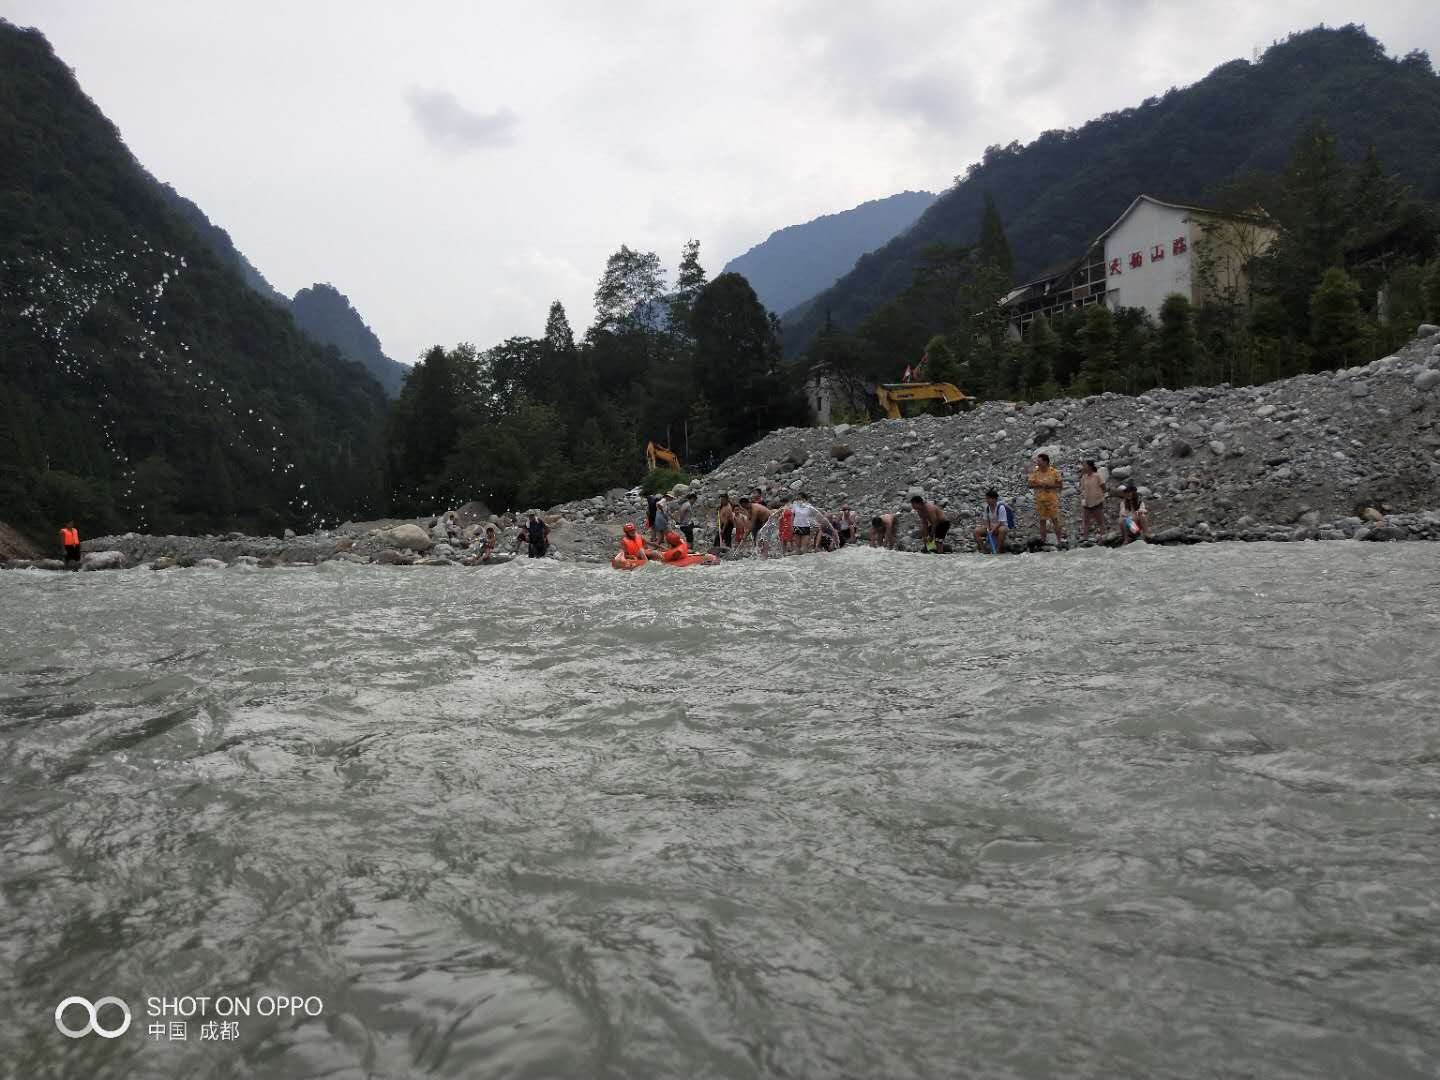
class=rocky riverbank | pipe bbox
[7,325,1440,572]
[554,324,1440,549]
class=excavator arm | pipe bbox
[646,441,683,472]
[875,382,973,419]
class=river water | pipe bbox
[2,543,1438,1079]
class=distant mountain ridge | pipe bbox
[291,284,405,396]
[783,25,1440,354]
[721,190,936,317]
[153,183,408,395]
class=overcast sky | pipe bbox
[4,2,1437,367]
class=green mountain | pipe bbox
[784,25,1440,354]
[153,182,290,307]
[0,19,387,538]
[291,284,406,397]
[721,191,936,317]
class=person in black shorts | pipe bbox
[525,511,549,558]
[910,495,951,552]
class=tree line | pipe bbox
[384,242,809,515]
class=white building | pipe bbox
[1002,195,1275,334]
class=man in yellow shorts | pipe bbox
[1027,453,1066,546]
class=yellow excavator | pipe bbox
[646,441,682,472]
[875,381,974,419]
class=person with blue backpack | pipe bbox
[973,488,1015,553]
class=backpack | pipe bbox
[995,502,1016,529]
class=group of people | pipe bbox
[643,485,862,559]
[623,452,1153,566]
[869,453,1152,553]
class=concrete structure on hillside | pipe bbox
[1002,195,1276,335]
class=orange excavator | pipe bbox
[875,382,974,419]
[646,441,682,472]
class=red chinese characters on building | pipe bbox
[1129,251,1143,270]
[1151,244,1165,262]
[1172,235,1188,256]
[1108,257,1122,276]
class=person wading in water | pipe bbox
[525,511,550,558]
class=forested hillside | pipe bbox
[722,191,935,318]
[156,184,409,396]
[0,20,387,539]
[786,26,1440,355]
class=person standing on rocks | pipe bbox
[59,521,81,569]
[1027,453,1066,547]
[910,495,951,553]
[1079,462,1106,542]
[974,489,1012,553]
[525,511,550,558]
[672,490,696,548]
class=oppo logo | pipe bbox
[54,996,132,1039]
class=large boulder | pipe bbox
[382,524,433,552]
[81,550,126,571]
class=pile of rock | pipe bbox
[672,325,1440,546]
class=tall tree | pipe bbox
[1078,305,1117,394]
[1157,294,1200,387]
[669,239,707,339]
[1309,267,1365,370]
[593,245,666,332]
[692,272,808,448]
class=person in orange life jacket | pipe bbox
[615,522,652,562]
[659,530,692,563]
[60,521,81,566]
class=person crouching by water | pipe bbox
[910,495,950,552]
[1118,484,1151,544]
[869,513,897,549]
[60,521,81,568]
[716,494,736,550]
[525,510,550,558]
[973,489,1011,553]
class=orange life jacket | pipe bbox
[60,527,79,546]
[620,535,646,559]
[660,540,690,563]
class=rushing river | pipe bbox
[2,543,1439,1080]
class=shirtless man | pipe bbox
[733,498,752,546]
[748,497,771,541]
[716,495,736,550]
[909,495,951,552]
[869,513,898,549]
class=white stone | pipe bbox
[80,550,125,571]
